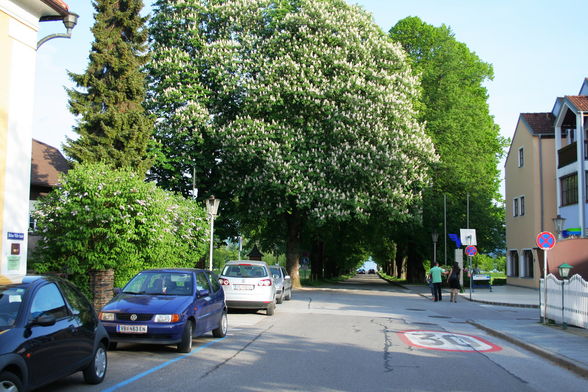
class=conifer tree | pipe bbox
[65,0,154,174]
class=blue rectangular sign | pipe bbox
[7,232,25,241]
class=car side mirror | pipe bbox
[113,287,122,295]
[33,314,56,327]
[198,289,210,298]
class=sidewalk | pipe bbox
[401,282,588,380]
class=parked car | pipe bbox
[219,260,276,315]
[368,269,376,274]
[357,268,366,274]
[0,275,109,392]
[99,269,227,353]
[269,265,293,304]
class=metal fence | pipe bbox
[540,274,588,329]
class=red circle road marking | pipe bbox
[397,330,502,352]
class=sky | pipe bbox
[33,0,588,190]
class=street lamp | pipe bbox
[206,196,221,271]
[432,230,439,265]
[37,12,80,49]
[553,214,566,239]
[558,263,573,330]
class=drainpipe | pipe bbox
[580,112,587,237]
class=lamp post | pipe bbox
[553,214,566,239]
[37,12,79,49]
[432,231,439,266]
[558,263,573,329]
[206,196,221,271]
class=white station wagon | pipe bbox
[219,260,277,316]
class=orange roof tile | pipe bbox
[566,96,588,112]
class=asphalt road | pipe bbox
[39,274,588,392]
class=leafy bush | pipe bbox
[491,277,506,286]
[31,163,208,296]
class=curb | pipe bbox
[468,321,588,380]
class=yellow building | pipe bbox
[0,0,74,283]
[505,113,557,288]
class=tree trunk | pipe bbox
[311,239,324,281]
[286,213,302,288]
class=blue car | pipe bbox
[99,269,227,353]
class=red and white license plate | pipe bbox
[116,324,148,334]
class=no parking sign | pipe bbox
[536,231,556,250]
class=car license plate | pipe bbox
[234,284,254,291]
[116,324,148,333]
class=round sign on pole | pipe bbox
[536,231,556,250]
[465,245,477,256]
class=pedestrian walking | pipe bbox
[447,262,461,303]
[428,262,446,302]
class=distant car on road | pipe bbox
[270,265,293,304]
[0,275,109,392]
[368,269,376,274]
[219,260,277,315]
[100,269,227,353]
[357,268,366,274]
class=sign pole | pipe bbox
[543,249,548,324]
[469,255,472,301]
[536,231,556,325]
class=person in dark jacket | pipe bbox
[447,262,461,303]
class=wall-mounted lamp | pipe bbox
[37,13,79,49]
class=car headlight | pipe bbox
[99,312,115,321]
[154,314,181,323]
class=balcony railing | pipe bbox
[558,142,577,168]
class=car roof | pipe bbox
[136,268,206,273]
[225,260,269,266]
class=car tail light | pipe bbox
[220,278,230,286]
[258,279,272,286]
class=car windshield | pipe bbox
[0,285,26,329]
[123,272,193,296]
[222,264,268,278]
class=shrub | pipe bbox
[31,163,208,296]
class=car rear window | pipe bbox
[222,264,268,278]
[0,286,26,329]
[270,267,282,277]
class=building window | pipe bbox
[518,147,524,167]
[513,198,519,217]
[523,250,533,278]
[561,173,578,206]
[520,196,525,216]
[508,250,519,277]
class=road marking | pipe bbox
[100,337,226,392]
[398,330,502,352]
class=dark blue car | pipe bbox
[99,269,227,353]
[0,276,109,391]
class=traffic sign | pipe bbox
[465,245,477,256]
[398,330,502,352]
[536,231,556,250]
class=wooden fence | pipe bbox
[540,274,588,329]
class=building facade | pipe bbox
[0,0,72,283]
[505,113,556,288]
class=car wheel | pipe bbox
[276,292,284,304]
[266,301,275,316]
[0,371,23,392]
[212,311,228,338]
[83,342,108,385]
[177,321,193,353]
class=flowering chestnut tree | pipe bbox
[148,0,437,287]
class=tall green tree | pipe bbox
[389,17,507,270]
[65,0,154,174]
